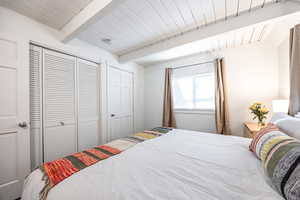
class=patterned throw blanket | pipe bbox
[39,127,172,200]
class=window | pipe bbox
[172,63,215,111]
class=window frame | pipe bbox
[172,68,216,113]
[174,108,215,114]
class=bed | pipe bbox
[22,129,283,200]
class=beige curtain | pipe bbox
[162,68,176,128]
[289,24,300,115]
[215,58,230,135]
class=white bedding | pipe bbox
[22,129,283,200]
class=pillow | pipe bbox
[263,137,300,200]
[249,123,281,158]
[270,113,291,123]
[276,117,300,139]
[249,123,300,199]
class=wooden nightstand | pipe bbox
[243,122,265,138]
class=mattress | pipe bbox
[22,129,283,200]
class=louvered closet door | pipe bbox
[77,59,99,151]
[30,45,42,169]
[43,49,76,162]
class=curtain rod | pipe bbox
[172,60,217,70]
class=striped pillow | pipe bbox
[249,123,300,199]
[263,137,300,200]
[249,123,281,158]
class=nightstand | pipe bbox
[243,122,265,138]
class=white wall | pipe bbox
[221,43,279,136]
[0,6,144,168]
[278,38,290,99]
[144,42,281,136]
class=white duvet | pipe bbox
[22,129,283,200]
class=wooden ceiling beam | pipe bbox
[61,0,125,42]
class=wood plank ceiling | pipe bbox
[77,0,277,56]
[0,0,284,63]
[134,22,273,65]
[0,0,93,29]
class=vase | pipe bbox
[258,119,265,127]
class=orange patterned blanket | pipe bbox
[39,127,172,200]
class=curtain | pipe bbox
[162,68,177,128]
[289,24,300,115]
[215,58,230,135]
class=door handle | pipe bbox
[111,114,115,117]
[18,121,28,128]
[59,121,65,126]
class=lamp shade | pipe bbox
[272,100,289,113]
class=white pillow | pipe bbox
[275,117,300,139]
[270,112,291,123]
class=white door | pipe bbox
[0,39,30,199]
[108,66,133,141]
[43,49,77,162]
[77,59,100,151]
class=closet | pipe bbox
[30,44,100,167]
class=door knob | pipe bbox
[111,114,115,117]
[59,121,65,126]
[18,121,28,128]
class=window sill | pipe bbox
[174,109,215,115]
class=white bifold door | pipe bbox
[29,45,43,169]
[77,59,99,151]
[30,45,100,164]
[0,39,30,199]
[108,66,134,141]
[43,49,77,162]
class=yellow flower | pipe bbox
[261,107,269,113]
[249,103,258,110]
